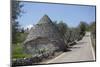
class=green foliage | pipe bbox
[13,54,32,59]
[11,0,30,59]
[12,43,32,59]
[57,21,68,37]
[17,32,28,43]
[78,21,88,36]
[12,0,23,19]
[12,30,28,44]
[53,20,87,46]
[12,0,23,44]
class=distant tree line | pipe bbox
[53,21,91,47]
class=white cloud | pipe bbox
[24,24,33,30]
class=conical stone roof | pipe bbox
[24,14,67,52]
[38,14,52,24]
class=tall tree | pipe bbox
[11,0,23,43]
[57,21,69,46]
[78,21,88,36]
[57,21,68,37]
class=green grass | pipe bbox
[12,53,32,59]
[12,43,32,59]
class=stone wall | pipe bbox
[23,15,67,55]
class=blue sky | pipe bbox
[17,2,96,28]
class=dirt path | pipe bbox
[43,32,95,64]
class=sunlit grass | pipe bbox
[12,43,32,59]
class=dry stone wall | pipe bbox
[23,15,67,55]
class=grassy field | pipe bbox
[12,43,32,59]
